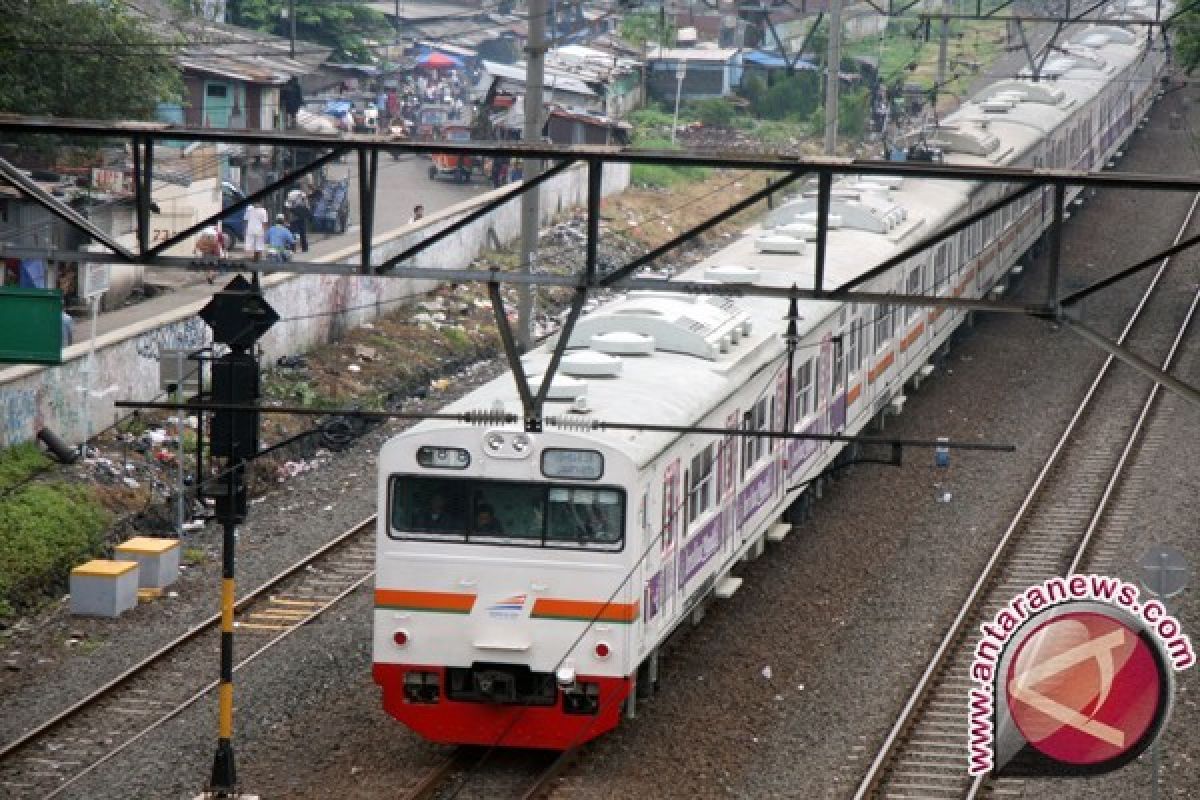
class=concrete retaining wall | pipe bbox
[0,161,630,448]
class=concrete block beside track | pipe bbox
[70,559,139,617]
[114,536,181,589]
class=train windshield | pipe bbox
[389,476,625,551]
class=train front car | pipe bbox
[373,426,639,750]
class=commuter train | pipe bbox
[373,9,1169,749]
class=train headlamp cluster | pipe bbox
[416,446,470,469]
[481,430,533,460]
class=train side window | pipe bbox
[795,359,813,419]
[661,480,673,548]
[687,445,714,525]
[873,303,892,352]
[768,397,776,453]
[741,411,754,477]
[905,266,922,323]
[846,319,860,375]
[933,244,948,288]
[755,398,769,459]
[833,337,845,391]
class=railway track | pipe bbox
[853,191,1200,800]
[400,746,571,800]
[0,516,379,799]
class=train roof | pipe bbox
[408,16,1165,469]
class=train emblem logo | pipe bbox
[487,594,528,619]
[968,574,1195,778]
[1005,610,1164,769]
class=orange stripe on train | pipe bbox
[531,598,639,623]
[375,589,477,614]
[868,350,895,384]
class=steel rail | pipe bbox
[0,515,379,794]
[516,747,580,800]
[399,749,475,800]
[854,188,1200,799]
[44,566,376,799]
[963,231,1200,800]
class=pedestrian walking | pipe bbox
[409,204,425,224]
[243,202,269,262]
[193,224,226,283]
[286,187,310,252]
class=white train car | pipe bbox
[373,14,1168,749]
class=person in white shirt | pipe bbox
[244,203,269,261]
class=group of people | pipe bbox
[193,191,314,283]
[382,67,476,134]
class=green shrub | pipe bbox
[756,72,821,120]
[0,442,51,494]
[628,137,710,187]
[0,482,112,618]
[691,98,735,127]
[628,107,676,131]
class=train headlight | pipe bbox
[593,641,611,660]
[393,629,409,647]
[556,662,577,688]
[485,432,505,452]
[511,434,531,453]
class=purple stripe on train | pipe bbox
[737,461,776,529]
[680,512,724,587]
[787,418,824,480]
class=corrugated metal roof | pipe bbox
[483,61,596,96]
[647,45,740,62]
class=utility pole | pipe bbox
[823,0,842,156]
[936,11,950,110]
[518,0,547,351]
[285,0,295,59]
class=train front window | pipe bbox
[389,477,624,550]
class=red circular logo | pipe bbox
[1006,610,1163,766]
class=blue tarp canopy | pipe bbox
[743,50,817,70]
[323,100,354,115]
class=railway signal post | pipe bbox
[197,275,278,797]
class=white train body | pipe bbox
[374,17,1168,749]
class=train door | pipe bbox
[661,459,680,621]
[723,413,737,556]
[774,373,787,498]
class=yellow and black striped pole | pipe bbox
[208,458,242,793]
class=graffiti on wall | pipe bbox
[135,316,209,361]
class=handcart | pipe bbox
[311,177,350,234]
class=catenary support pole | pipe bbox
[518,0,548,351]
[824,0,842,155]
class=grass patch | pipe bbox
[0,442,52,494]
[0,481,113,619]
[629,136,710,188]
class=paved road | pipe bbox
[313,151,487,256]
[88,153,491,341]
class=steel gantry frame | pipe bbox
[2,116,1200,421]
[844,0,1191,84]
